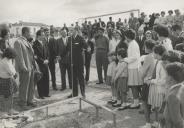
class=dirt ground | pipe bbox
[0,66,149,128]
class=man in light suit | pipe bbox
[14,27,36,109]
[57,29,72,91]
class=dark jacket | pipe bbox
[67,35,87,66]
[33,40,49,66]
[48,37,57,61]
[136,35,146,55]
[85,39,94,56]
[57,37,69,64]
[97,21,106,28]
[164,83,184,128]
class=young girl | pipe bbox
[147,45,167,127]
[106,52,117,104]
[0,48,17,115]
[124,29,142,109]
[140,39,156,128]
[112,48,129,110]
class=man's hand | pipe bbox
[44,60,49,65]
[87,47,91,52]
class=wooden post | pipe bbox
[96,107,99,119]
[79,98,82,111]
[113,114,116,128]
[46,107,49,118]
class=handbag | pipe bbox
[33,60,42,83]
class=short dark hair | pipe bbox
[166,62,184,83]
[161,11,165,14]
[144,39,156,50]
[162,50,180,62]
[171,24,182,31]
[168,10,173,14]
[1,28,9,38]
[154,25,169,37]
[117,48,127,58]
[124,29,136,40]
[22,27,30,35]
[153,44,166,56]
[36,30,43,37]
[2,48,17,59]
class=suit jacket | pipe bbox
[67,35,87,66]
[136,35,146,54]
[85,39,94,57]
[57,37,69,64]
[128,17,138,30]
[107,21,115,29]
[164,83,184,128]
[97,21,106,28]
[33,40,49,66]
[48,37,57,61]
[14,36,34,72]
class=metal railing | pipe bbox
[79,97,117,128]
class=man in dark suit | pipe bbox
[82,32,94,83]
[97,18,106,29]
[33,30,50,99]
[57,30,72,91]
[136,29,146,55]
[107,17,115,30]
[67,27,87,98]
[48,30,58,90]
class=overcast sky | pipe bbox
[0,0,184,27]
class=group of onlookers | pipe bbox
[0,8,184,128]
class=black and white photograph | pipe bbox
[0,0,184,127]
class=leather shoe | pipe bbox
[53,87,58,91]
[129,104,140,109]
[112,103,121,107]
[38,96,44,99]
[96,82,103,84]
[60,88,66,91]
[67,94,77,98]
[27,102,37,107]
[45,95,51,97]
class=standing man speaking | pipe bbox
[67,27,87,98]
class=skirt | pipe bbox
[148,84,165,109]
[128,68,143,86]
[116,77,128,93]
[0,77,18,98]
[106,76,112,86]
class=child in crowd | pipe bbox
[140,39,156,128]
[112,48,129,110]
[164,62,184,128]
[147,45,167,127]
[153,25,173,51]
[124,29,142,109]
[106,52,117,104]
[0,48,17,115]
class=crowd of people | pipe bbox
[0,8,184,128]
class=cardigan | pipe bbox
[151,61,167,93]
[125,40,141,69]
[140,53,156,83]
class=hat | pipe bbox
[145,30,152,34]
